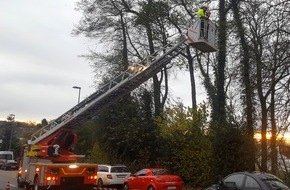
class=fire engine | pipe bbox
[16,19,217,190]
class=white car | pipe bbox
[97,164,131,187]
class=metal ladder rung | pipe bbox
[30,34,187,144]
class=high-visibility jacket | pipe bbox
[197,8,206,17]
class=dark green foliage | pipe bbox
[0,122,19,152]
[75,88,159,171]
[97,96,147,163]
[73,0,290,188]
[74,119,99,158]
[209,123,255,181]
[156,105,213,188]
[41,119,48,127]
[0,121,36,159]
[0,126,13,151]
[135,1,170,27]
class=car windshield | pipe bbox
[152,169,170,175]
[111,166,130,173]
[0,154,12,160]
[263,178,290,190]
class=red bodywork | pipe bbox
[17,163,98,189]
[124,168,183,190]
[33,128,79,162]
[17,128,92,188]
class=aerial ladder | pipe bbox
[17,19,217,190]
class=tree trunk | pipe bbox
[213,0,227,123]
[186,46,197,110]
[120,11,129,70]
[254,35,268,171]
[231,0,255,171]
[270,89,277,174]
[144,2,163,117]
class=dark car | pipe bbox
[206,171,290,190]
[1,161,19,170]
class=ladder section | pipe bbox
[30,35,187,145]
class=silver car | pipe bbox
[97,164,131,187]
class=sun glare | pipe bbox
[254,132,290,144]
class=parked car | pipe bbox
[97,164,131,187]
[123,168,183,190]
[206,171,290,190]
[1,161,19,170]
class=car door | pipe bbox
[97,165,109,185]
[130,169,147,190]
[243,176,262,190]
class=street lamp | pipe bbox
[72,86,81,104]
[7,114,15,151]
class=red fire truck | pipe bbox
[17,126,98,190]
[16,18,217,190]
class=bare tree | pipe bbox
[241,0,290,172]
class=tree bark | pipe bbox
[231,0,255,171]
[213,0,227,123]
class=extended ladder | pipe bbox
[30,35,188,145]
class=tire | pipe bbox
[147,185,155,190]
[123,183,129,190]
[34,176,39,190]
[97,178,103,187]
[17,177,25,188]
[24,183,32,190]
[84,185,95,190]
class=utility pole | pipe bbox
[72,86,81,104]
[7,114,15,151]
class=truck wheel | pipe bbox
[84,185,94,190]
[24,183,32,190]
[17,177,25,188]
[34,176,39,190]
[97,178,103,187]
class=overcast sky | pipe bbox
[0,0,200,123]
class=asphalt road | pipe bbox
[0,169,19,189]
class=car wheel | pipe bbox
[147,185,155,190]
[123,183,129,190]
[97,178,103,187]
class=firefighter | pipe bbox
[196,6,210,40]
[197,6,210,19]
